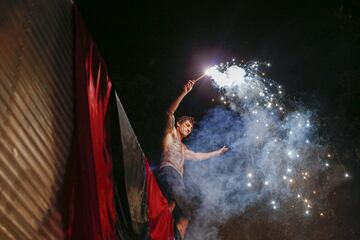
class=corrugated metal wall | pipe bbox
[0,0,73,239]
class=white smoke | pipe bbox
[183,62,347,239]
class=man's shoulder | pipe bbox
[182,143,188,150]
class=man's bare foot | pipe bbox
[176,218,188,239]
[168,201,176,213]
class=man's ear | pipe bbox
[176,121,180,127]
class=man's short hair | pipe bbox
[177,116,195,126]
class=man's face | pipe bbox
[177,120,193,138]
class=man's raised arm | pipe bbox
[168,80,195,114]
[165,80,195,132]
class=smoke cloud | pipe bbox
[183,63,348,239]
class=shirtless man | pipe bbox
[157,79,228,239]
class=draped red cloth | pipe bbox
[146,161,174,240]
[64,6,173,240]
[64,7,115,240]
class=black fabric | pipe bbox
[115,91,148,235]
[110,91,147,239]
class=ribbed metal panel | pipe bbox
[0,0,73,239]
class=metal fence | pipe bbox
[0,0,73,239]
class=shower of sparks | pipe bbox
[201,60,352,218]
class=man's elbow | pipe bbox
[166,111,174,116]
[194,153,206,161]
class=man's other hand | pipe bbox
[218,146,229,155]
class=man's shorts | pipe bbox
[157,166,191,219]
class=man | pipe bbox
[157,79,228,239]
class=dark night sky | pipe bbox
[76,0,359,160]
[76,1,360,239]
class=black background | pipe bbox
[76,1,360,238]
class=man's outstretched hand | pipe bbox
[184,80,196,94]
[217,146,229,155]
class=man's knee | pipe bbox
[176,218,189,239]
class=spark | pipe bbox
[205,65,246,87]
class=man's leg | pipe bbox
[157,167,191,238]
[170,174,191,238]
[157,167,179,211]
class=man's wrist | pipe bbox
[180,91,188,97]
[216,149,221,156]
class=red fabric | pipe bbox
[146,161,174,240]
[64,7,115,240]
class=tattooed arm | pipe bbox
[165,80,196,133]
